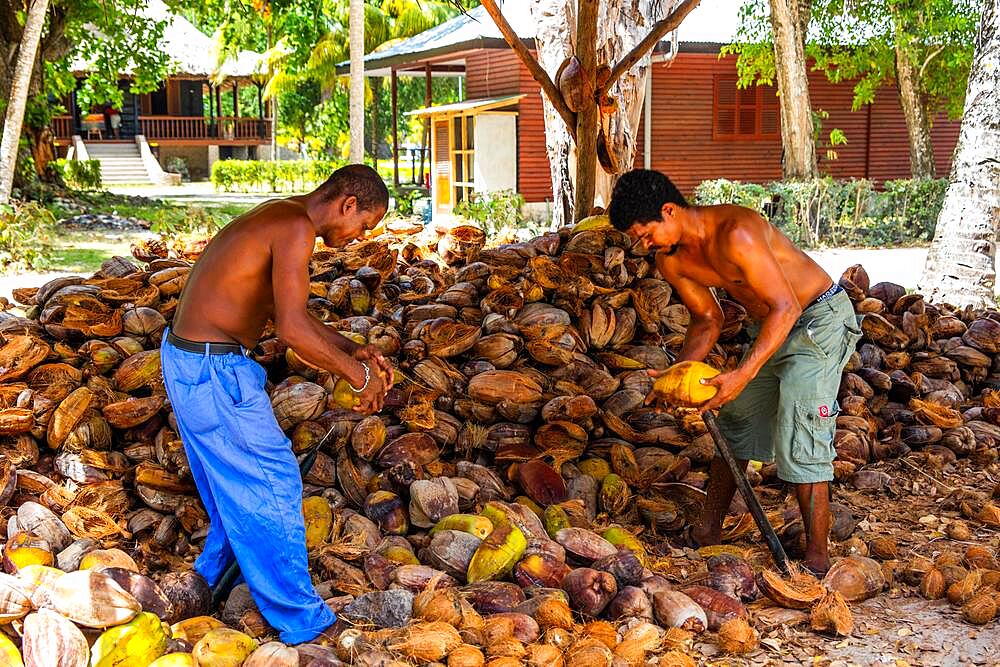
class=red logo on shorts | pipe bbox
[818,405,830,417]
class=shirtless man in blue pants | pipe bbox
[160,164,392,644]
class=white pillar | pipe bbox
[207,145,220,172]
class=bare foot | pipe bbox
[688,523,722,548]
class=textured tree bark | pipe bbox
[0,0,49,203]
[895,39,936,178]
[917,0,1000,308]
[530,0,575,227]
[349,0,365,164]
[528,0,679,224]
[769,0,817,180]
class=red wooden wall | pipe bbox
[461,50,961,203]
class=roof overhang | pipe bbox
[405,94,525,117]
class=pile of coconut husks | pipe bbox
[0,217,996,666]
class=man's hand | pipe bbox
[354,345,394,389]
[353,364,387,415]
[699,368,754,413]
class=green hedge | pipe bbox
[693,177,947,247]
[52,159,102,191]
[210,159,344,193]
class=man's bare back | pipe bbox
[655,204,832,321]
[172,199,314,349]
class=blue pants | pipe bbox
[160,330,335,644]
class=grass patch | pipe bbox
[49,231,136,274]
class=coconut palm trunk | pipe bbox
[769,0,817,179]
[349,0,365,164]
[0,0,50,204]
[917,0,1000,308]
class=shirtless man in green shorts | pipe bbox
[608,169,862,575]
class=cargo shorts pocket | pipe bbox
[791,398,839,464]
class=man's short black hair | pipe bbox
[607,169,689,231]
[320,164,389,211]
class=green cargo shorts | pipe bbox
[716,290,862,484]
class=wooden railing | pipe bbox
[53,116,75,139]
[50,115,272,141]
[140,116,272,141]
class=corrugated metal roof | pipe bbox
[352,0,746,73]
[405,94,525,116]
[72,0,264,79]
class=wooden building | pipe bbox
[54,0,271,183]
[358,2,961,219]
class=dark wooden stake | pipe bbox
[573,0,599,221]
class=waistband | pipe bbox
[804,283,844,311]
[166,330,250,356]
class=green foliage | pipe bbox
[210,159,343,192]
[454,190,526,238]
[723,0,979,132]
[0,202,57,271]
[164,157,190,181]
[150,206,224,242]
[694,177,946,247]
[56,0,173,109]
[390,187,423,216]
[52,160,103,191]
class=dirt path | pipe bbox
[673,453,1000,666]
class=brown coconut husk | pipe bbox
[809,590,854,636]
[387,621,463,662]
[717,617,759,654]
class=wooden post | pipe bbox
[574,0,600,220]
[207,82,214,134]
[233,81,239,117]
[391,67,399,187]
[215,85,222,125]
[419,63,432,186]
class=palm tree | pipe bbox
[309,0,458,163]
[349,0,365,163]
[0,0,51,203]
[917,1,1000,308]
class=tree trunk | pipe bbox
[917,1,1000,308]
[573,0,600,220]
[895,40,936,178]
[769,0,817,180]
[530,0,678,225]
[0,0,49,204]
[530,0,576,227]
[349,0,365,164]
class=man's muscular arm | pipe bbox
[700,222,801,412]
[659,253,724,364]
[271,222,385,412]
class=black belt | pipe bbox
[806,283,844,310]
[166,330,248,356]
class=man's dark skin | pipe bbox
[172,190,392,413]
[629,202,836,573]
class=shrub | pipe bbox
[454,190,526,239]
[149,206,224,242]
[0,202,57,271]
[52,159,103,191]
[164,157,190,181]
[210,159,343,193]
[693,177,947,247]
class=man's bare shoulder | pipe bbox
[706,204,771,248]
[230,199,316,241]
